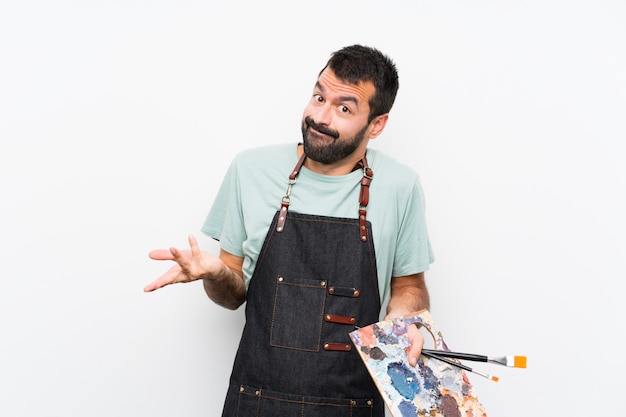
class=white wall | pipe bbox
[1,1,624,416]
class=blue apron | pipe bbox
[221,152,384,417]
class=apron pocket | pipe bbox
[270,275,327,351]
[237,384,374,417]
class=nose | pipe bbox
[312,102,333,126]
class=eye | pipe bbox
[313,94,324,103]
[339,105,351,114]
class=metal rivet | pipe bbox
[255,390,261,396]
[279,216,285,221]
[367,400,372,406]
[350,318,355,324]
[278,276,283,282]
[360,215,365,220]
[321,281,326,287]
[345,344,350,350]
[239,386,245,392]
[324,343,329,349]
[325,315,331,320]
[350,400,357,406]
[281,206,287,211]
[361,236,367,241]
[360,225,366,230]
[353,290,360,297]
[328,287,334,294]
[277,227,283,232]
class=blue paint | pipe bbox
[397,399,419,417]
[388,362,419,400]
[418,361,439,391]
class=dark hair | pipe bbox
[321,45,399,123]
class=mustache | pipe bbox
[304,116,339,139]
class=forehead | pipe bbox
[316,68,376,108]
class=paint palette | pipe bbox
[349,310,488,417]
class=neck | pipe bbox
[296,143,366,176]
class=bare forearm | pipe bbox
[203,264,247,310]
[386,273,430,319]
[386,273,430,366]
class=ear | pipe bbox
[368,114,389,139]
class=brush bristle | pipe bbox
[513,356,527,368]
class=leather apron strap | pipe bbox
[276,151,374,242]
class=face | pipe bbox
[301,68,376,165]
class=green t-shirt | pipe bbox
[202,143,434,302]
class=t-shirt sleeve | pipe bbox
[201,159,246,258]
[392,178,435,277]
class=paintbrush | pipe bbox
[421,351,499,382]
[422,348,527,368]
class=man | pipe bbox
[145,44,434,416]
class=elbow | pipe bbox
[222,295,246,310]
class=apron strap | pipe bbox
[276,151,307,233]
[276,149,374,243]
[356,156,373,242]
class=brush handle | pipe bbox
[422,351,499,382]
[422,348,488,363]
[421,351,474,373]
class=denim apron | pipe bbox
[221,152,384,417]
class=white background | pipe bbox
[1,1,624,416]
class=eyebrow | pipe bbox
[315,81,360,107]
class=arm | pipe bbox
[385,272,430,366]
[144,235,247,310]
[203,249,246,310]
[385,272,430,317]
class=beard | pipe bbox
[301,116,369,164]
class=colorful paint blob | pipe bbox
[388,362,419,399]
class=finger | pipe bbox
[169,246,187,267]
[407,344,422,367]
[407,325,425,367]
[148,249,175,260]
[143,275,176,292]
[170,246,197,280]
[188,234,200,257]
[143,266,182,292]
[143,280,163,292]
[144,279,170,292]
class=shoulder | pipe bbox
[226,143,299,181]
[367,148,421,185]
[233,143,297,166]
